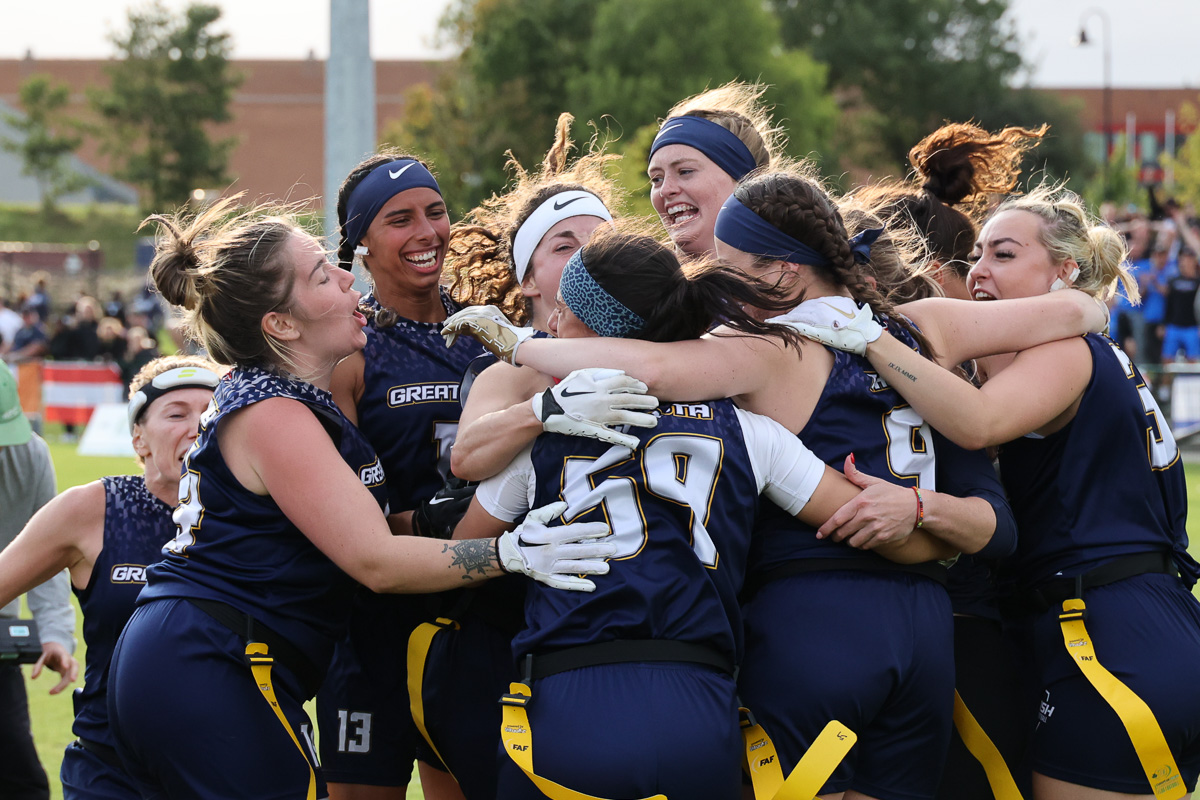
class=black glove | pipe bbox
[410,477,479,539]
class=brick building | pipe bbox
[1044,87,1200,184]
[0,56,439,208]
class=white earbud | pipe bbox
[1050,266,1080,292]
[354,244,369,257]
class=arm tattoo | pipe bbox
[443,538,499,581]
[886,362,918,383]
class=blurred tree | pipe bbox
[1083,140,1142,210]
[91,2,241,210]
[1163,98,1200,209]
[388,0,837,211]
[985,88,1093,192]
[770,0,1023,162]
[382,66,493,217]
[0,75,93,218]
[568,0,835,160]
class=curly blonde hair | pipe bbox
[444,113,623,325]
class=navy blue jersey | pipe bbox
[71,475,174,749]
[750,327,1009,578]
[139,366,390,676]
[999,334,1197,587]
[934,429,1017,618]
[511,400,761,664]
[357,292,484,509]
[751,328,936,572]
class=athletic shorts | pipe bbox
[1024,572,1200,794]
[417,609,520,799]
[495,661,741,800]
[316,591,434,786]
[1161,325,1200,361]
[739,570,955,800]
[109,599,323,800]
[936,615,1035,800]
[60,740,141,800]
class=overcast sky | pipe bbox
[2,0,1197,88]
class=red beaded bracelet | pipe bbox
[912,486,925,529]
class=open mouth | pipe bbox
[404,248,440,272]
[972,289,998,301]
[353,309,368,326]
[665,203,699,226]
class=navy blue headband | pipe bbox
[343,159,441,252]
[648,116,758,181]
[714,194,884,266]
[558,250,645,338]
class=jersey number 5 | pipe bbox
[1110,342,1178,469]
[559,434,724,567]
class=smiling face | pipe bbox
[132,386,213,490]
[523,215,607,331]
[968,210,1074,301]
[648,144,739,257]
[358,187,450,303]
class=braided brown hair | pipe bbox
[733,171,936,359]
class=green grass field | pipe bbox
[19,434,1200,799]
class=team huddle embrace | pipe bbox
[1,82,1198,800]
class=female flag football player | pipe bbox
[106,197,615,800]
[777,185,1200,800]
[0,355,218,799]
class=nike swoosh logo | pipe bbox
[559,389,595,397]
[656,123,683,138]
[517,535,547,548]
[553,197,584,211]
[428,497,453,505]
[819,301,856,320]
[389,163,416,180]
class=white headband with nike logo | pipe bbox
[512,190,612,284]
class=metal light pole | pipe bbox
[325,0,375,286]
[1076,8,1112,199]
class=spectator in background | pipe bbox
[103,291,126,326]
[25,276,50,323]
[68,297,102,361]
[5,306,49,364]
[0,361,79,800]
[1113,225,1152,360]
[1140,244,1174,365]
[96,317,127,363]
[1125,212,1154,262]
[128,283,163,339]
[120,325,160,388]
[47,314,74,362]
[1164,248,1200,363]
[0,297,22,355]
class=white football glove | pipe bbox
[441,305,535,364]
[767,296,883,356]
[531,368,659,449]
[496,501,615,591]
